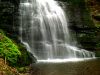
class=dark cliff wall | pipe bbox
[59,0,96,51]
[0,0,19,41]
[86,0,100,51]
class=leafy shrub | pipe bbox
[0,30,21,66]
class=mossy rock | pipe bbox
[0,29,21,66]
[0,29,36,67]
[17,44,37,67]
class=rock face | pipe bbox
[0,0,97,51]
[0,0,20,41]
[86,0,100,51]
[58,0,96,51]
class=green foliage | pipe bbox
[0,30,21,66]
[0,29,35,67]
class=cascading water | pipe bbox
[19,0,95,61]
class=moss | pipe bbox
[0,29,21,66]
[0,29,36,67]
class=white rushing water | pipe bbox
[19,0,95,61]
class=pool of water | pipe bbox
[31,58,100,75]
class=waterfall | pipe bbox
[19,0,95,61]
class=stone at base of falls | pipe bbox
[28,52,37,63]
[17,45,37,66]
